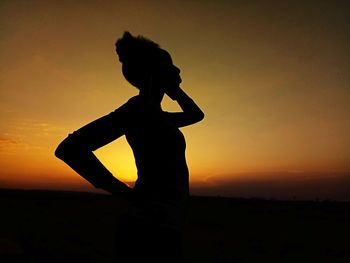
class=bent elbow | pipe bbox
[194,110,205,123]
[55,140,69,160]
[54,134,78,160]
[198,111,205,121]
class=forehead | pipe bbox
[156,49,173,64]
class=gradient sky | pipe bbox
[1,0,349,200]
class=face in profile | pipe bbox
[151,50,182,89]
[121,49,181,92]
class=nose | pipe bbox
[174,65,180,74]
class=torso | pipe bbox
[124,96,189,200]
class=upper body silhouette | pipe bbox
[55,31,204,262]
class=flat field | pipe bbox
[0,189,349,262]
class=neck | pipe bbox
[138,89,163,110]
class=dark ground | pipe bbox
[0,189,349,262]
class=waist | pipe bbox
[134,181,189,200]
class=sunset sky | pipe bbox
[1,0,349,200]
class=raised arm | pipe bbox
[55,104,133,198]
[164,87,205,127]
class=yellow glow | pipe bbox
[94,137,138,183]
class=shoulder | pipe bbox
[109,96,141,118]
[125,95,142,107]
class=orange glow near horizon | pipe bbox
[1,1,350,200]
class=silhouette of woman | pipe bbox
[55,31,204,262]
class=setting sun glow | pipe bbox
[1,0,349,200]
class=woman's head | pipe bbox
[115,31,181,90]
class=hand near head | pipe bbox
[164,85,182,101]
[151,62,182,101]
[144,65,182,103]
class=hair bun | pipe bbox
[115,31,160,64]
